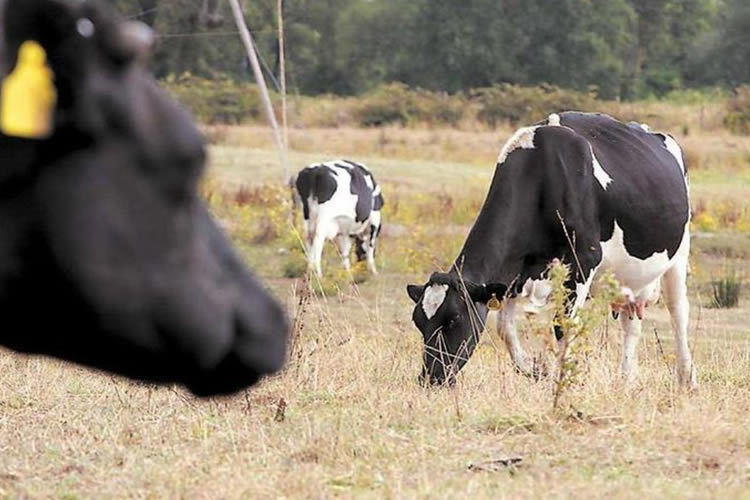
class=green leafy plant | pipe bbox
[711,267,743,308]
[546,260,620,411]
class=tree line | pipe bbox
[115,0,749,100]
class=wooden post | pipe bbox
[278,0,288,158]
[228,0,289,184]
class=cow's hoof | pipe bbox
[514,357,548,381]
[677,365,698,393]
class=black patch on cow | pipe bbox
[458,125,604,294]
[334,160,376,223]
[558,112,689,260]
[295,165,337,219]
[373,193,384,211]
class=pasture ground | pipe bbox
[1,123,749,498]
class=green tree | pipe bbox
[688,0,750,87]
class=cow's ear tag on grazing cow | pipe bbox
[487,294,503,311]
[0,41,57,139]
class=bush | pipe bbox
[711,268,743,308]
[353,83,466,127]
[472,84,598,127]
[724,86,750,135]
[163,72,263,124]
[282,253,308,278]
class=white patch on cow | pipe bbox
[497,126,538,164]
[640,123,650,132]
[595,221,687,297]
[591,149,613,190]
[573,265,599,314]
[547,113,561,126]
[422,284,449,320]
[661,134,686,174]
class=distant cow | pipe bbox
[0,0,288,396]
[295,160,384,276]
[407,112,695,389]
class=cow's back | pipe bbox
[558,112,690,260]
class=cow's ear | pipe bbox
[465,281,507,303]
[406,284,425,303]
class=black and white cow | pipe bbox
[295,160,384,276]
[407,112,695,389]
[0,0,288,396]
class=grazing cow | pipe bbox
[0,0,288,396]
[295,160,384,276]
[407,112,695,389]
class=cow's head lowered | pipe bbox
[0,0,288,396]
[407,272,506,386]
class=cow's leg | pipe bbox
[619,314,642,384]
[335,234,352,270]
[661,256,696,389]
[309,231,326,276]
[302,219,313,247]
[366,224,379,274]
[495,299,536,377]
[354,236,367,262]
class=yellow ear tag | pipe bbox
[487,294,503,311]
[1,40,57,138]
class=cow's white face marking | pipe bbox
[547,113,561,126]
[497,126,538,164]
[422,284,449,320]
[591,149,613,190]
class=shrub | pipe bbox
[472,84,599,127]
[353,83,466,127]
[724,86,750,135]
[282,252,308,278]
[163,72,263,124]
[353,83,413,126]
[711,268,743,308]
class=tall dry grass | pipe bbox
[1,272,749,497]
[1,114,749,497]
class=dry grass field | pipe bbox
[1,117,749,498]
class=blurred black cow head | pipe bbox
[0,0,288,396]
